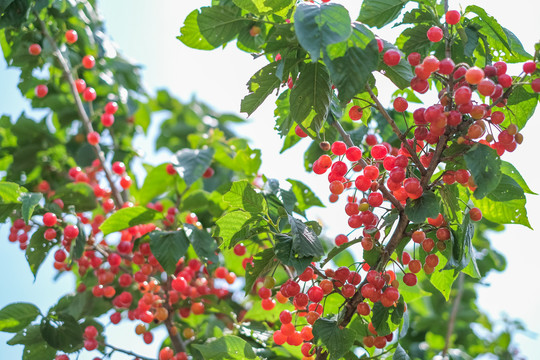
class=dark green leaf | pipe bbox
[324,23,379,103]
[40,313,83,353]
[464,144,502,199]
[173,148,215,186]
[275,234,313,273]
[178,9,215,50]
[289,62,332,133]
[358,0,409,28]
[0,303,40,333]
[19,192,42,223]
[288,215,324,257]
[52,183,96,212]
[379,40,413,89]
[185,224,219,266]
[215,210,254,248]
[70,222,86,261]
[487,174,525,202]
[223,180,266,214]
[395,24,432,57]
[139,163,177,205]
[241,62,282,116]
[7,324,42,345]
[149,230,191,274]
[501,161,536,195]
[363,247,381,267]
[312,317,356,360]
[192,335,258,359]
[405,191,440,223]
[22,341,56,360]
[371,302,391,335]
[100,206,163,236]
[294,2,352,61]
[25,227,54,279]
[197,6,244,48]
[245,248,276,295]
[394,344,411,360]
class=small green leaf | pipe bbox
[464,144,502,199]
[70,222,86,261]
[363,247,380,267]
[499,86,538,130]
[139,163,177,205]
[52,183,96,212]
[241,62,282,116]
[173,148,215,187]
[0,303,40,333]
[0,181,23,203]
[223,180,266,214]
[312,317,356,360]
[149,230,191,274]
[245,248,276,295]
[40,313,83,353]
[358,0,409,29]
[429,258,458,301]
[215,210,254,248]
[197,6,244,48]
[25,227,54,279]
[192,335,258,359]
[275,234,313,273]
[294,2,352,61]
[405,191,440,223]
[22,341,56,360]
[100,206,163,236]
[288,215,324,257]
[371,302,390,335]
[185,224,219,266]
[19,192,42,223]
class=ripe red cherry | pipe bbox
[294,125,307,138]
[445,10,461,25]
[477,78,496,96]
[498,74,512,88]
[407,52,421,66]
[403,273,417,286]
[44,228,57,241]
[101,113,114,127]
[531,78,540,93]
[454,86,472,105]
[363,165,379,180]
[335,234,348,246]
[345,146,362,161]
[465,67,484,85]
[83,87,97,102]
[383,50,401,66]
[331,141,347,155]
[426,254,439,268]
[28,43,41,55]
[82,55,95,69]
[439,58,455,75]
[75,79,86,93]
[159,347,174,360]
[35,84,48,98]
[307,286,324,303]
[87,131,100,145]
[494,61,507,75]
[349,105,363,120]
[112,161,125,175]
[233,243,246,256]
[357,302,370,316]
[469,207,482,221]
[84,338,98,351]
[365,134,378,146]
[368,192,383,207]
[427,26,443,42]
[411,76,429,93]
[120,176,132,189]
[43,212,57,227]
[65,29,78,44]
[104,101,119,114]
[523,61,537,74]
[371,144,388,160]
[393,96,408,112]
[376,38,384,52]
[64,225,79,240]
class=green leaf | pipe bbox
[473,196,531,229]
[287,179,324,213]
[0,181,23,203]
[429,254,458,301]
[464,144,502,199]
[371,302,390,335]
[7,324,42,345]
[232,0,293,15]
[100,206,163,236]
[312,317,356,360]
[192,335,258,359]
[379,40,414,89]
[289,62,332,133]
[500,161,536,195]
[275,234,313,273]
[288,215,324,257]
[215,210,254,248]
[394,344,411,360]
[324,23,379,103]
[0,303,40,333]
[197,6,244,48]
[139,163,177,205]
[19,192,42,223]
[395,24,432,57]
[22,341,56,360]
[185,224,219,266]
[178,9,215,50]
[363,247,381,267]
[294,2,352,61]
[499,86,538,130]
[486,174,525,202]
[173,148,215,186]
[358,0,409,29]
[241,62,282,116]
[224,180,266,214]
[321,237,363,267]
[405,191,440,223]
[52,183,96,212]
[25,227,54,279]
[245,248,276,295]
[70,222,86,261]
[149,230,191,274]
[40,313,83,353]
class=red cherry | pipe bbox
[523,61,537,74]
[465,67,485,85]
[83,87,97,102]
[65,30,78,44]
[64,225,79,240]
[35,84,48,98]
[530,78,540,93]
[427,26,443,42]
[120,176,132,189]
[233,243,246,256]
[202,167,214,178]
[439,58,455,75]
[349,105,363,120]
[407,52,421,66]
[469,207,482,221]
[403,273,417,286]
[331,141,347,155]
[383,50,401,66]
[393,97,408,112]
[101,113,114,127]
[335,233,348,246]
[87,131,100,145]
[294,125,308,138]
[43,212,57,227]
[75,79,86,93]
[307,286,324,303]
[82,55,95,69]
[376,38,384,52]
[445,10,461,25]
[28,43,41,55]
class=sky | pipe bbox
[1,0,539,359]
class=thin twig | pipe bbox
[35,13,124,208]
[102,342,155,360]
[442,272,465,358]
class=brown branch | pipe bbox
[442,272,465,358]
[421,134,448,189]
[365,85,427,176]
[102,342,155,360]
[35,13,124,208]
[164,277,187,353]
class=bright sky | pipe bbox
[0,0,539,359]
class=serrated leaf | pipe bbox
[40,313,83,353]
[501,161,536,195]
[473,196,531,229]
[358,0,409,29]
[275,234,313,273]
[19,192,42,223]
[288,215,324,257]
[100,206,163,236]
[486,174,525,202]
[192,335,258,359]
[464,144,502,200]
[173,148,215,186]
[197,6,244,48]
[241,62,282,116]
[294,2,352,61]
[22,341,56,360]
[312,318,356,360]
[0,303,40,333]
[224,180,266,214]
[499,86,538,130]
[405,191,440,223]
[394,344,411,360]
[185,224,219,266]
[139,163,177,205]
[215,210,254,249]
[7,324,42,345]
[149,230,191,274]
[52,183,96,212]
[245,248,276,295]
[25,227,54,279]
[178,9,215,50]
[289,62,332,133]
[371,302,390,335]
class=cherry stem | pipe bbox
[35,12,124,208]
[101,342,154,360]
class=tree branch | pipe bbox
[102,342,155,360]
[35,13,124,208]
[164,277,187,353]
[365,85,427,176]
[442,272,465,358]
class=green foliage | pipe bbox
[100,206,163,235]
[40,312,83,353]
[405,191,440,223]
[0,303,40,333]
[464,144,502,200]
[149,230,191,274]
[312,317,356,360]
[173,148,215,187]
[192,335,258,359]
[358,0,409,28]
[25,227,53,279]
